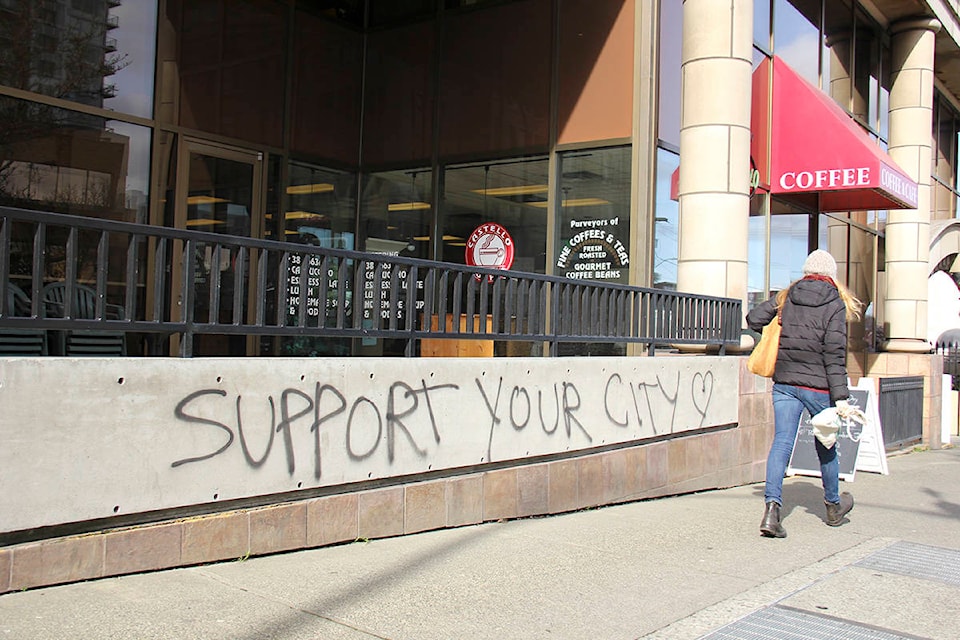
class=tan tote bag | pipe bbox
[747,314,781,377]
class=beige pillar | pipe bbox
[884,17,940,353]
[677,0,752,314]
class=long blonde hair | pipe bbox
[775,277,863,321]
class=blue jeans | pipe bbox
[766,383,840,506]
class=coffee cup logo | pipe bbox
[466,222,515,277]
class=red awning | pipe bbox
[671,56,918,212]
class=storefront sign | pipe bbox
[749,55,919,211]
[879,164,919,207]
[777,167,871,190]
[556,216,629,282]
[465,222,515,274]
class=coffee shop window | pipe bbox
[264,163,357,357]
[284,163,357,249]
[440,157,549,272]
[555,145,631,355]
[438,157,549,358]
[360,169,432,259]
[354,168,432,357]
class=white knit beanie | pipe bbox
[802,249,837,279]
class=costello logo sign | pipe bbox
[466,223,514,280]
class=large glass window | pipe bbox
[285,164,358,250]
[103,1,158,118]
[363,23,435,167]
[658,0,682,149]
[768,213,812,292]
[267,163,359,358]
[370,0,436,27]
[165,0,286,146]
[556,146,631,285]
[748,208,768,307]
[755,0,772,51]
[653,148,679,289]
[0,0,156,115]
[0,95,151,222]
[291,6,362,164]
[823,1,853,110]
[357,168,432,358]
[438,0,550,158]
[361,168,432,260]
[852,7,880,128]
[441,157,548,272]
[933,94,960,220]
[773,0,819,86]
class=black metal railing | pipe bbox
[0,206,742,357]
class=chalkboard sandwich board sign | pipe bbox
[786,379,887,481]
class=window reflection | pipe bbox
[654,148,679,289]
[773,0,819,86]
[103,1,158,118]
[754,0,771,50]
[769,213,811,291]
[0,0,156,114]
[747,210,767,308]
[933,94,960,220]
[0,95,150,222]
[658,0,682,149]
[823,1,853,111]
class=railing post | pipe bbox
[0,217,9,316]
[180,239,196,357]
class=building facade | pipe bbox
[0,0,960,355]
[3,0,960,359]
[2,0,959,591]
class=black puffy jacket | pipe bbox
[746,277,849,402]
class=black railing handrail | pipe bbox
[0,205,742,357]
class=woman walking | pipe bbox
[746,249,862,538]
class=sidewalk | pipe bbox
[2,441,959,640]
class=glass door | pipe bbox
[173,140,263,356]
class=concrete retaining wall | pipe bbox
[0,356,774,593]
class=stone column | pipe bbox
[677,0,753,316]
[884,17,940,353]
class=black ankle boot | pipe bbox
[825,492,854,526]
[760,501,786,538]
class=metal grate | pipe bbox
[855,541,960,586]
[699,606,915,640]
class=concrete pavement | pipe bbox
[2,440,959,640]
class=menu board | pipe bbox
[360,261,424,323]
